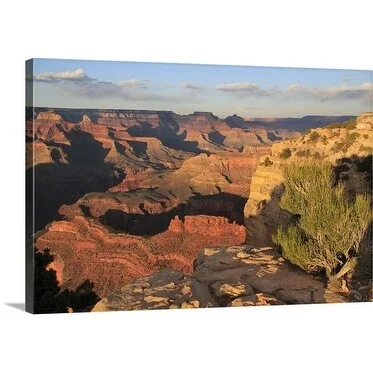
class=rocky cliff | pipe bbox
[244,125,373,246]
[92,245,350,311]
[35,215,246,296]
[26,108,284,233]
[57,150,267,233]
[356,112,373,130]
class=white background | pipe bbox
[0,1,372,372]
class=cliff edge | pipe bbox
[92,245,350,311]
[244,122,373,246]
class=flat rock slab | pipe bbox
[93,270,217,311]
[93,246,349,311]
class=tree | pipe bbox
[34,248,100,313]
[309,131,320,142]
[273,162,372,290]
[279,148,292,159]
[264,157,273,167]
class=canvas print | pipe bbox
[26,59,372,313]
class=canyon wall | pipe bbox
[35,215,245,296]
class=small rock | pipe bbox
[211,281,252,301]
[349,290,363,301]
[256,293,284,305]
[181,300,200,308]
[228,295,257,307]
[91,299,107,312]
[144,295,169,303]
[180,285,191,295]
[358,283,372,292]
[204,248,221,257]
[148,270,185,287]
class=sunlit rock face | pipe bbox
[356,112,373,130]
[244,125,373,246]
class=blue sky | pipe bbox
[28,58,372,118]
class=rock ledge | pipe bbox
[93,246,348,311]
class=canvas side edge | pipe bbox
[25,59,35,314]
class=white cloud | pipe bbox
[180,82,203,90]
[35,68,89,82]
[216,82,261,93]
[284,82,372,102]
[34,68,174,102]
[119,79,148,88]
[216,81,372,103]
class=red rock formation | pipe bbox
[26,140,54,168]
[35,216,159,296]
[150,215,246,274]
[35,214,246,296]
[168,215,245,236]
[168,216,184,232]
[58,150,263,227]
[28,119,72,145]
[108,168,151,192]
[36,110,63,122]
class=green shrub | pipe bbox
[313,152,323,159]
[347,131,360,141]
[326,119,356,129]
[331,141,345,153]
[264,157,273,167]
[359,145,373,153]
[326,121,342,129]
[309,131,320,142]
[363,134,369,140]
[296,149,311,157]
[331,131,360,153]
[330,130,340,138]
[273,162,372,289]
[279,148,292,159]
[322,135,328,145]
[344,119,357,129]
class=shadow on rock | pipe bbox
[33,248,100,314]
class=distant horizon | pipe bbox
[29,105,361,121]
[27,59,372,118]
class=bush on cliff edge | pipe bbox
[273,162,372,290]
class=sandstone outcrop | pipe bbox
[92,246,348,311]
[26,140,54,168]
[244,126,373,246]
[58,150,265,229]
[168,215,245,237]
[35,216,158,296]
[35,215,246,296]
[36,110,63,122]
[356,112,373,130]
[80,114,93,124]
